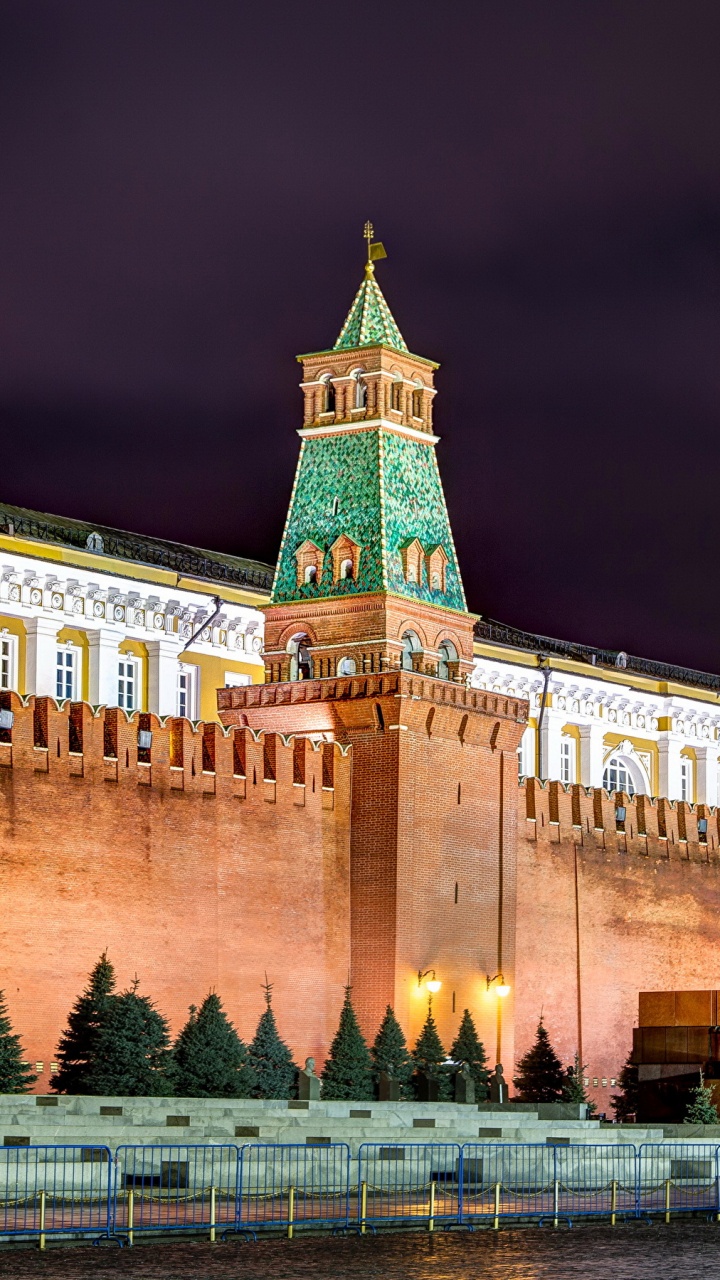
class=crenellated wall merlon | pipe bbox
[522,776,720,861]
[0,692,349,806]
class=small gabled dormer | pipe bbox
[295,540,324,589]
[425,545,449,593]
[400,538,424,586]
[329,534,361,583]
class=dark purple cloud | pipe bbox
[2,0,720,668]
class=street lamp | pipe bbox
[487,973,511,998]
[418,969,442,994]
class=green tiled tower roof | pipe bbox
[333,265,408,353]
[271,429,466,612]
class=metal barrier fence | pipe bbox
[357,1142,462,1230]
[237,1143,351,1236]
[461,1143,637,1226]
[5,1141,720,1244]
[638,1144,720,1221]
[113,1144,239,1242]
[0,1145,113,1245]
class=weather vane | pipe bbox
[363,221,387,275]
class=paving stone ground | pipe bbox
[0,1223,719,1280]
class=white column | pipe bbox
[540,711,564,781]
[25,617,60,697]
[578,721,606,788]
[658,735,683,801]
[147,638,178,717]
[695,745,718,806]
[87,629,124,707]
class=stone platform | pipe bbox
[0,1096,671,1151]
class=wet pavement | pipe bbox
[1,1223,720,1280]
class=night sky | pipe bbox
[2,2,720,670]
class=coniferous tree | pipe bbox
[684,1070,720,1124]
[563,1051,597,1116]
[0,992,37,1094]
[413,1005,451,1100]
[449,1009,489,1099]
[370,1006,414,1098]
[610,1052,639,1122]
[86,980,173,1097]
[321,986,373,1101]
[247,979,297,1099]
[51,953,116,1093]
[172,993,252,1097]
[513,1017,565,1102]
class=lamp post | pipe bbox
[487,973,511,1066]
[418,969,442,1008]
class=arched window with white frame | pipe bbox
[337,656,356,676]
[602,750,649,796]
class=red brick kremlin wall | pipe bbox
[4,691,720,1104]
[0,694,351,1092]
[515,778,720,1114]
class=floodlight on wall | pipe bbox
[698,818,709,836]
[615,806,626,823]
[138,730,153,750]
[417,969,442,994]
[0,709,14,730]
[487,973,510,998]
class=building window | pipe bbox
[438,639,458,681]
[56,646,79,701]
[337,657,356,676]
[340,558,354,580]
[0,633,17,691]
[224,672,251,689]
[412,381,423,418]
[680,758,693,802]
[351,370,367,409]
[117,657,140,712]
[560,737,576,784]
[603,755,636,796]
[305,564,317,584]
[288,634,313,682]
[320,375,335,414]
[517,727,534,777]
[401,630,421,672]
[390,374,402,412]
[176,664,198,719]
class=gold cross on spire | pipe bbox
[363,221,387,276]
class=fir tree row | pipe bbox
[44,959,492,1100]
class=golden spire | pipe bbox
[363,220,387,278]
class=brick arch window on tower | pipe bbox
[330,535,361,583]
[295,541,324,590]
[438,639,458,681]
[287,633,313,681]
[320,374,335,415]
[401,629,422,672]
[425,545,449,593]
[350,368,367,410]
[390,371,402,413]
[411,378,424,421]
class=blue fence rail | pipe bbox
[0,1145,113,1244]
[5,1142,720,1244]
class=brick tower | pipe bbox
[219,234,527,1063]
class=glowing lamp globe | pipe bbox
[495,982,511,999]
[426,978,442,994]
